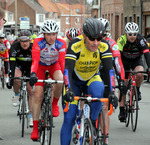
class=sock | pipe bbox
[33,120,39,131]
[29,113,32,118]
[15,93,20,96]
[52,97,59,105]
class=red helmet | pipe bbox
[66,27,81,40]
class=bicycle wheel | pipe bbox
[47,100,53,145]
[1,67,5,89]
[39,102,46,145]
[70,123,80,145]
[82,118,94,145]
[125,88,130,127]
[96,107,105,145]
[131,86,138,132]
[21,91,26,137]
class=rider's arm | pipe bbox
[58,40,67,74]
[9,44,17,78]
[99,41,115,92]
[64,41,77,90]
[140,38,150,68]
[30,38,40,73]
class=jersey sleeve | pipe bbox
[99,41,114,93]
[9,45,17,78]
[64,40,77,90]
[58,40,67,74]
[31,39,40,73]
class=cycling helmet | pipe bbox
[19,30,32,40]
[66,27,81,40]
[0,32,5,38]
[83,18,105,38]
[125,22,139,34]
[7,35,14,42]
[41,20,59,33]
[97,17,111,31]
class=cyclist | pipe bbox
[0,32,10,84]
[98,17,126,143]
[61,18,118,145]
[7,30,34,127]
[0,8,6,30]
[29,20,67,140]
[65,27,81,46]
[117,22,150,122]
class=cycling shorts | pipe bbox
[35,62,61,87]
[16,63,31,77]
[122,57,144,79]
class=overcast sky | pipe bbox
[87,0,93,4]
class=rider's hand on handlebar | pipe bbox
[63,90,74,102]
[109,91,118,109]
[29,72,38,86]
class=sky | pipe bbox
[87,0,93,4]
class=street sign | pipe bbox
[20,17,30,29]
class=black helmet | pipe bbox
[83,18,105,38]
[19,30,32,40]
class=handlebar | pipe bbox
[37,79,63,84]
[64,96,114,116]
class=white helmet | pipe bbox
[0,32,5,38]
[7,35,14,41]
[66,27,81,40]
[97,17,111,31]
[125,22,139,34]
[41,20,59,33]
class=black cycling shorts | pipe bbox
[122,57,144,79]
[15,63,31,77]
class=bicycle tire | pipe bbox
[70,123,79,145]
[21,91,25,137]
[131,86,138,132]
[1,67,5,89]
[125,88,130,127]
[39,102,46,145]
[82,118,94,145]
[96,107,105,145]
[48,99,53,145]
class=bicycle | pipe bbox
[12,76,30,137]
[0,57,8,89]
[124,70,147,132]
[65,95,113,145]
[38,71,63,145]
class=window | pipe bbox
[53,13,57,19]
[49,12,53,19]
[129,16,132,22]
[146,16,150,27]
[8,13,14,22]
[39,14,44,22]
[66,17,70,25]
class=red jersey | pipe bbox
[31,34,67,74]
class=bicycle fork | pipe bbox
[79,104,90,145]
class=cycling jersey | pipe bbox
[117,34,150,68]
[9,41,32,78]
[65,36,113,84]
[105,37,125,80]
[0,39,10,58]
[31,34,67,74]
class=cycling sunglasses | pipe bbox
[88,36,102,41]
[128,33,137,37]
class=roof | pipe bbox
[8,0,47,14]
[37,0,58,13]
